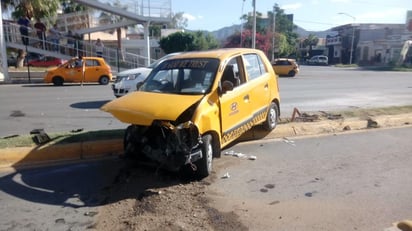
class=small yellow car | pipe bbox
[44,57,113,86]
[101,48,281,178]
[272,58,299,77]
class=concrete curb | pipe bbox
[0,139,122,169]
[0,113,411,170]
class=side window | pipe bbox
[244,54,267,80]
[220,56,246,92]
[85,60,99,67]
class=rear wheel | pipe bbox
[288,70,296,77]
[195,134,213,178]
[52,76,64,86]
[99,76,110,85]
[263,102,279,131]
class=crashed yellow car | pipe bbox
[101,48,281,178]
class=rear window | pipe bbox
[244,53,267,80]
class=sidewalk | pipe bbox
[1,112,410,170]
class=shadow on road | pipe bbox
[71,100,111,109]
[0,158,185,208]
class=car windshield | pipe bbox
[140,58,219,95]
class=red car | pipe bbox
[27,57,66,67]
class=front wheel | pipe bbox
[263,102,279,131]
[195,134,213,178]
[123,125,143,160]
[52,76,64,86]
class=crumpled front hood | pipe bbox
[101,91,203,126]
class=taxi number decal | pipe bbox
[164,60,208,69]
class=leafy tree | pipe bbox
[2,0,59,19]
[303,34,319,56]
[231,4,299,58]
[167,12,188,29]
[240,11,266,34]
[159,31,219,54]
[159,32,195,53]
[192,31,219,50]
[272,4,298,58]
[224,29,271,54]
[61,0,86,13]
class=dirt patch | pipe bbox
[96,158,248,231]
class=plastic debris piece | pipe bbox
[235,153,246,158]
[224,150,235,155]
[222,172,230,179]
[282,137,296,146]
[249,155,257,160]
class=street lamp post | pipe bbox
[338,12,355,64]
[252,0,256,49]
[271,5,276,61]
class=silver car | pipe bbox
[112,53,180,97]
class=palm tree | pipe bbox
[303,34,319,57]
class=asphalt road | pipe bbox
[0,66,411,137]
[209,126,412,231]
[0,127,411,230]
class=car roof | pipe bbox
[116,67,152,75]
[166,48,265,61]
[274,58,296,61]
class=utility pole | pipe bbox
[252,0,256,49]
[240,0,245,47]
[0,6,10,82]
[271,5,276,61]
[338,12,356,64]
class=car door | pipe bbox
[63,59,83,82]
[219,56,252,145]
[84,59,102,82]
[242,53,272,125]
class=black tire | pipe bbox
[195,134,213,178]
[123,125,139,159]
[52,76,64,86]
[263,102,279,131]
[99,76,110,85]
[288,70,296,77]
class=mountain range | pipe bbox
[209,24,337,42]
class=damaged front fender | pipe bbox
[124,121,203,171]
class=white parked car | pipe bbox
[307,55,328,65]
[0,71,4,82]
[112,53,180,97]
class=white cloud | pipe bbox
[182,13,197,21]
[330,0,351,3]
[356,8,406,22]
[281,3,303,10]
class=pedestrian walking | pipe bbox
[94,38,104,57]
[34,18,46,49]
[17,15,31,45]
[48,24,61,52]
[66,30,75,56]
[74,33,84,57]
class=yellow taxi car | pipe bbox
[101,48,281,178]
[44,57,113,86]
[272,58,299,77]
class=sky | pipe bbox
[171,0,411,31]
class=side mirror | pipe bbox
[136,82,144,91]
[221,80,234,94]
